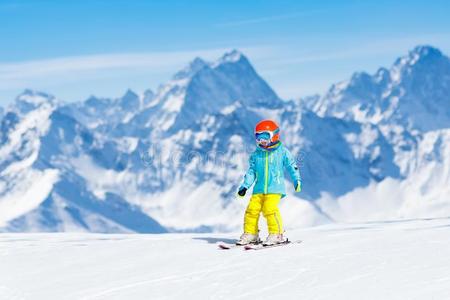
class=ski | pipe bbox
[244,239,302,251]
[218,243,242,250]
[218,240,262,250]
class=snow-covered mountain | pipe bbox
[311,46,450,175]
[313,46,450,132]
[0,90,166,233]
[0,46,449,233]
[310,45,450,221]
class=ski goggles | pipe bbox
[255,130,277,145]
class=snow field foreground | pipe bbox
[1,217,450,300]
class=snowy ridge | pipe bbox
[313,45,450,132]
[0,92,59,226]
[319,129,450,223]
[0,91,166,233]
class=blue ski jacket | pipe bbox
[240,143,301,197]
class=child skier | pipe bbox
[237,119,302,246]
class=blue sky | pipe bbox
[1,0,449,105]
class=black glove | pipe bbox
[237,187,247,197]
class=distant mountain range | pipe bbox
[1,45,449,233]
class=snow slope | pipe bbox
[1,217,449,299]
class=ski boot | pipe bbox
[263,233,288,246]
[236,233,260,246]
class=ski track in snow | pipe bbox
[1,218,450,299]
[82,253,248,300]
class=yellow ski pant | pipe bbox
[244,193,283,234]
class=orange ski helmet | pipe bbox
[254,119,280,147]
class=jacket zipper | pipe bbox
[264,151,269,194]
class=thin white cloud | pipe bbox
[0,46,272,91]
[266,34,450,67]
[0,51,218,81]
[215,11,319,28]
